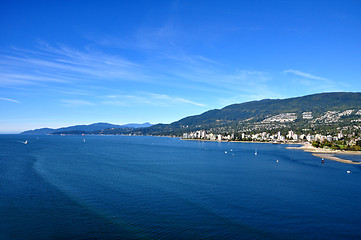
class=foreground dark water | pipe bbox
[1,135,361,239]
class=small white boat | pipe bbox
[347,170,351,174]
[255,150,257,155]
[24,140,28,144]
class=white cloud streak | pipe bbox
[0,97,20,103]
[0,42,276,101]
[2,41,327,111]
[102,92,205,107]
[149,93,206,107]
[0,43,149,88]
[282,69,344,94]
[60,99,94,107]
[283,69,327,81]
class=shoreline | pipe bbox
[182,138,361,164]
[312,153,361,165]
[24,134,361,164]
[180,138,301,144]
[286,143,361,164]
[286,144,361,155]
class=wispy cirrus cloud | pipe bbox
[150,93,205,107]
[0,41,292,111]
[166,68,273,98]
[0,97,20,103]
[156,52,272,93]
[60,99,94,107]
[0,41,276,100]
[85,31,275,98]
[102,92,205,107]
[281,69,347,95]
[0,43,148,88]
[283,69,327,81]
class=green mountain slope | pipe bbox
[171,92,361,127]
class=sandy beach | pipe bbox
[286,143,361,164]
[312,153,361,165]
[286,144,361,154]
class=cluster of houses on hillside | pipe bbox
[262,113,298,123]
[313,110,359,123]
[254,110,361,125]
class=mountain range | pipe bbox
[21,92,361,136]
[97,92,361,136]
[172,92,361,127]
[20,122,153,135]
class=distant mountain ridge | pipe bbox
[20,122,153,135]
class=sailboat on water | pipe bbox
[255,149,257,155]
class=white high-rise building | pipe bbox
[306,134,313,142]
[287,130,294,139]
[338,132,344,139]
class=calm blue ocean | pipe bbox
[1,135,361,239]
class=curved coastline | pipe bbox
[311,153,361,165]
[181,138,361,164]
[286,143,361,164]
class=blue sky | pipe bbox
[1,0,360,133]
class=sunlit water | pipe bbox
[1,135,361,239]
